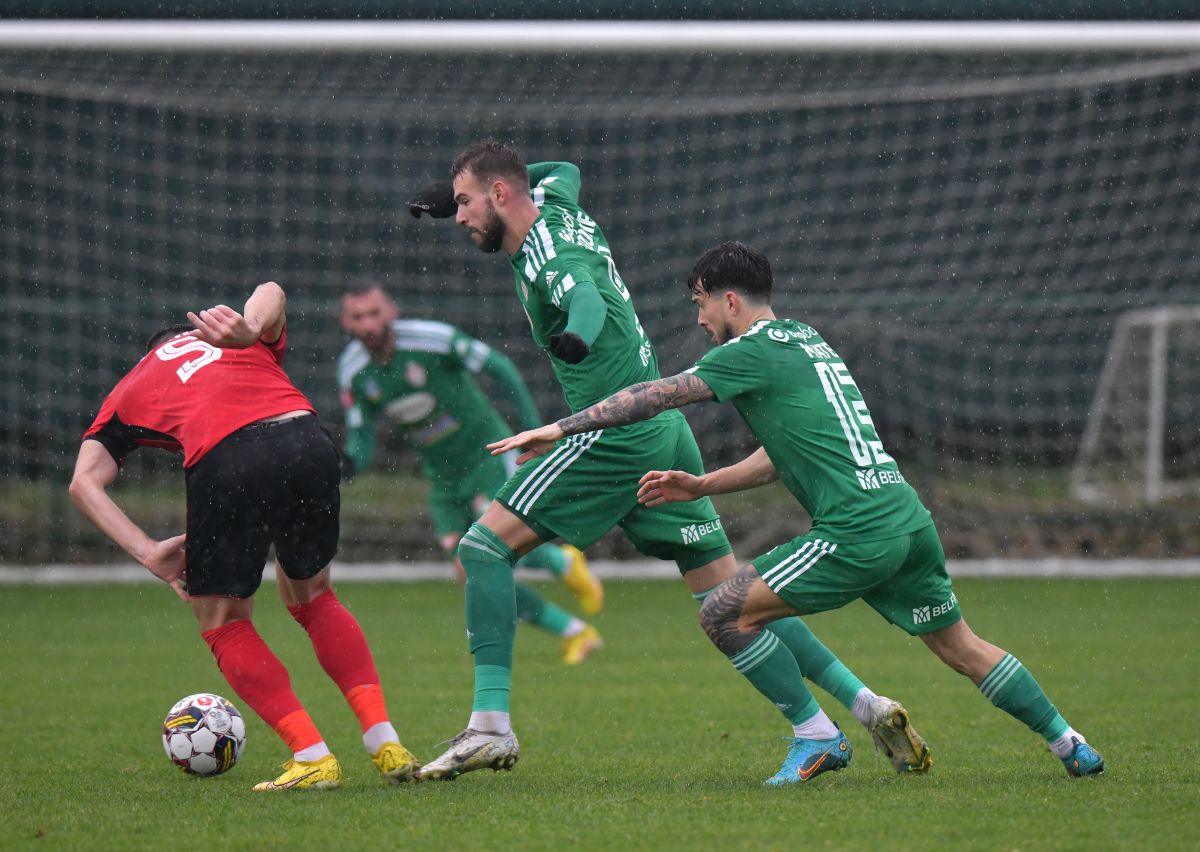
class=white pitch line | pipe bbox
[1,559,1198,585]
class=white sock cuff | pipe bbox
[851,688,879,728]
[362,721,399,755]
[792,708,840,741]
[469,710,513,735]
[294,741,331,763]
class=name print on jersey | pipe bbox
[558,209,596,251]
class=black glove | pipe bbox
[339,454,357,481]
[549,332,590,364]
[407,181,456,219]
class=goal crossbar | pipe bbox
[3,20,1200,53]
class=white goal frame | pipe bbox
[2,20,1200,53]
[1071,306,1200,506]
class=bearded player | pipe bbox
[337,279,603,663]
[406,142,931,784]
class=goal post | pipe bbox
[2,20,1198,561]
[1071,306,1200,506]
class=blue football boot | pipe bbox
[1062,737,1105,777]
[764,728,852,786]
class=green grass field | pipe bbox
[3,578,1199,850]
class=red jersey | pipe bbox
[84,330,315,468]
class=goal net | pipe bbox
[2,23,1198,561]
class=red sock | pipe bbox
[345,684,390,733]
[288,590,389,731]
[201,619,323,753]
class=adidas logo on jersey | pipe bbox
[680,519,723,544]
[545,270,559,287]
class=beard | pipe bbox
[474,206,506,254]
[707,320,736,345]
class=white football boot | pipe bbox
[867,696,932,773]
[418,729,520,780]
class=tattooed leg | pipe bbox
[698,566,825,728]
[698,565,764,656]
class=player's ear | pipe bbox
[492,178,519,207]
[725,290,740,313]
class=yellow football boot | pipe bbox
[561,545,604,615]
[371,741,421,785]
[561,624,603,665]
[252,754,342,791]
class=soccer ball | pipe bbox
[161,692,246,776]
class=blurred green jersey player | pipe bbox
[494,241,1105,782]
[337,281,603,663]
[409,142,925,783]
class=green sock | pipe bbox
[728,630,821,725]
[458,523,517,713]
[515,582,574,635]
[473,664,511,714]
[694,586,863,714]
[979,653,1070,742]
[516,542,568,577]
[765,617,865,712]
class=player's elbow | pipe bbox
[67,474,97,511]
[258,280,286,302]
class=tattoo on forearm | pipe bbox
[698,566,761,657]
[556,372,714,435]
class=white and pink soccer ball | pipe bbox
[161,692,246,776]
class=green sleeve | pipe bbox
[559,281,607,347]
[527,162,581,205]
[689,336,769,403]
[480,349,542,431]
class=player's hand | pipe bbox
[637,470,706,507]
[407,181,457,218]
[549,332,590,364]
[487,424,565,464]
[144,533,189,602]
[187,304,259,348]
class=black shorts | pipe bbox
[184,414,340,598]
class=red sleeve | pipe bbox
[83,388,180,465]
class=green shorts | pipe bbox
[426,452,511,540]
[751,523,961,636]
[494,413,732,572]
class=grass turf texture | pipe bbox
[3,578,1197,850]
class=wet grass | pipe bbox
[2,578,1198,850]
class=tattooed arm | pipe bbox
[487,371,714,462]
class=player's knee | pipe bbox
[698,588,746,653]
[456,521,513,570]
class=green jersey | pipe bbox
[338,319,517,479]
[690,318,932,541]
[510,162,660,412]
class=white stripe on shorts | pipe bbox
[761,539,837,592]
[508,430,602,515]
